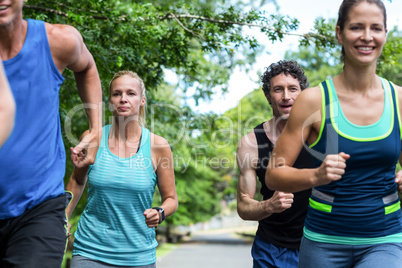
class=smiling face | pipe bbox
[0,0,25,27]
[336,1,387,66]
[109,75,145,119]
[267,72,302,120]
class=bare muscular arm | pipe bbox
[144,134,178,228]
[236,131,294,221]
[46,23,102,167]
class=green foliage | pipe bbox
[378,27,402,84]
[285,45,342,86]
[211,89,272,201]
[284,18,342,86]
[225,89,272,135]
[23,1,337,99]
[171,163,222,225]
[299,17,338,49]
[148,86,225,225]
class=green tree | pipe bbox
[148,86,224,227]
[378,26,402,84]
[210,88,272,203]
[23,0,334,100]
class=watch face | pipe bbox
[153,207,165,223]
[160,208,165,219]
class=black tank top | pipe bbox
[254,122,314,249]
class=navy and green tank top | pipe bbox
[73,125,158,266]
[305,78,402,245]
[0,19,65,219]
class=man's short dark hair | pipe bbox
[261,60,309,96]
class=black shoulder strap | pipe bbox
[254,122,274,155]
[253,122,274,180]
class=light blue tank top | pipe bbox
[0,19,65,219]
[73,125,158,266]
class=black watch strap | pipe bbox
[152,207,165,224]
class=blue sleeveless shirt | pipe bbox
[73,125,158,266]
[305,78,402,245]
[0,19,65,219]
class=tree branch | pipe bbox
[23,5,329,43]
[24,4,116,20]
[163,13,205,40]
[24,4,69,17]
[160,13,329,42]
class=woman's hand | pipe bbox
[143,208,160,228]
[315,152,350,186]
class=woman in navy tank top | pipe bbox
[266,0,402,267]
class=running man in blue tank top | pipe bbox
[0,58,15,147]
[266,0,402,267]
[0,1,102,267]
[66,71,178,268]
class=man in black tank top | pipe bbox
[236,60,314,268]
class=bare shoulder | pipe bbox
[282,85,323,147]
[290,86,322,122]
[296,86,322,107]
[45,22,84,68]
[45,23,82,45]
[394,83,402,99]
[237,131,257,155]
[237,131,258,170]
[150,132,172,170]
[150,132,170,148]
[393,83,402,114]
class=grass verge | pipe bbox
[156,243,178,258]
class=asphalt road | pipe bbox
[156,229,254,268]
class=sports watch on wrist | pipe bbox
[152,207,165,224]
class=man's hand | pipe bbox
[67,222,72,238]
[268,191,294,213]
[70,131,100,168]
